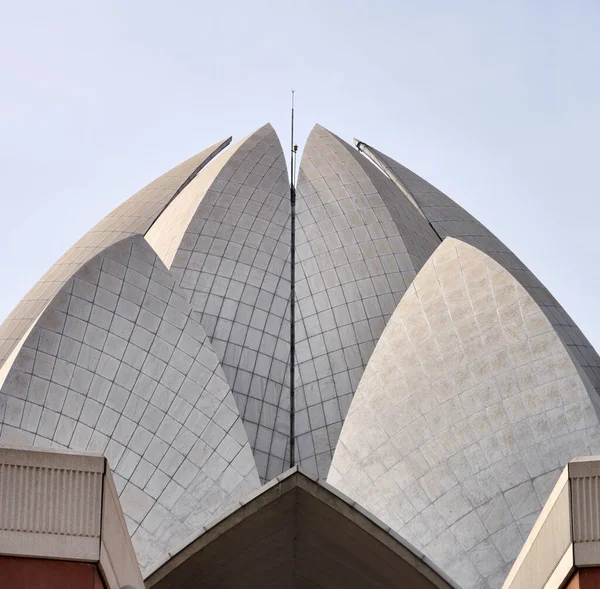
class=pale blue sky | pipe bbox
[1,0,599,347]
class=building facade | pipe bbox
[1,123,599,588]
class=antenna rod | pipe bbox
[289,90,296,468]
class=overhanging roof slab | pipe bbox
[145,467,456,589]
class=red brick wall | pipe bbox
[0,555,106,589]
[567,568,600,589]
[567,571,581,589]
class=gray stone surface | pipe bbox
[294,124,439,477]
[0,235,260,574]
[328,237,600,589]
[168,124,291,482]
[358,141,600,413]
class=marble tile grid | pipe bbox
[0,139,230,369]
[329,238,600,589]
[168,124,291,482]
[364,144,600,409]
[293,125,438,479]
[0,235,260,575]
[342,139,440,272]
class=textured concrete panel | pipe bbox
[294,124,439,478]
[168,124,291,481]
[0,447,104,561]
[357,141,600,412]
[0,236,260,575]
[0,138,231,376]
[329,238,600,589]
[0,445,144,589]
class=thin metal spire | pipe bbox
[289,90,297,468]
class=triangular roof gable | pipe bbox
[145,467,456,589]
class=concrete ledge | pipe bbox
[504,456,600,589]
[0,444,143,589]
